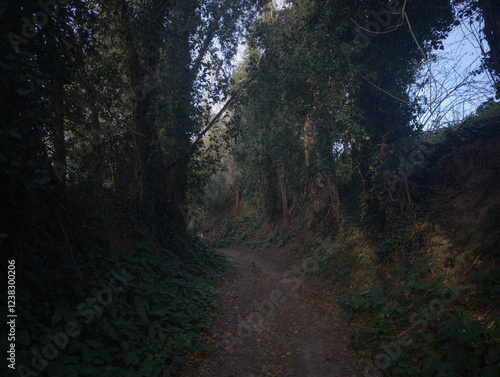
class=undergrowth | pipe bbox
[288,206,500,376]
[1,193,228,377]
[212,213,299,249]
[331,222,500,376]
[343,259,500,376]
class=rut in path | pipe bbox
[181,247,373,377]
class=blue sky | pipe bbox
[413,11,496,130]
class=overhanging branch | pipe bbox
[165,21,309,172]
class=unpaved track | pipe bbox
[180,248,369,377]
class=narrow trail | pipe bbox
[181,247,372,377]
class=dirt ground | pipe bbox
[179,247,375,377]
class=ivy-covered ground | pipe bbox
[1,193,228,377]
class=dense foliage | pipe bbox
[1,0,499,376]
[1,0,262,376]
[195,1,500,376]
[227,0,456,226]
[209,0,500,244]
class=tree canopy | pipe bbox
[1,0,499,375]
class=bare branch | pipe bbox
[166,21,310,172]
[358,72,420,105]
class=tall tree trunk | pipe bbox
[327,175,342,224]
[120,0,145,201]
[120,0,178,248]
[120,0,161,204]
[304,113,318,212]
[317,118,342,224]
[50,78,66,182]
[276,164,290,225]
[304,113,313,168]
[227,155,240,214]
[481,0,500,96]
[89,97,103,188]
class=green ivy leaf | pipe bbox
[358,349,372,359]
[487,345,500,364]
[481,365,500,377]
[137,303,149,321]
[422,332,435,344]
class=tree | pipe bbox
[1,0,265,254]
[455,0,500,97]
[230,0,455,229]
[114,0,263,250]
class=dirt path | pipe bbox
[180,247,370,377]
